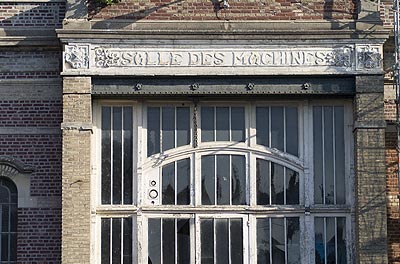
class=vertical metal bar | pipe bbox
[335,218,338,264]
[324,218,327,264]
[269,218,272,264]
[161,218,163,264]
[283,107,287,152]
[228,219,232,264]
[284,167,287,205]
[160,107,163,153]
[175,219,178,264]
[214,107,217,141]
[269,161,272,205]
[284,218,287,264]
[229,107,232,141]
[214,219,217,264]
[121,218,124,264]
[175,161,178,205]
[229,155,232,205]
[110,108,114,205]
[215,156,217,205]
[110,219,113,264]
[333,109,336,205]
[121,108,124,205]
[269,107,272,148]
[322,107,326,205]
[175,107,177,148]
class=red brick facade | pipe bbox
[17,208,61,263]
[89,0,357,20]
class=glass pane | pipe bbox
[1,234,8,261]
[257,218,270,264]
[201,219,214,264]
[271,218,285,264]
[217,155,230,205]
[286,218,300,264]
[326,217,336,264]
[177,219,190,264]
[257,159,270,205]
[271,107,284,152]
[10,205,17,232]
[285,107,298,156]
[113,107,122,204]
[313,107,324,204]
[2,180,16,200]
[335,107,346,204]
[256,107,269,147]
[315,217,325,264]
[0,186,9,204]
[162,163,175,205]
[148,219,161,264]
[271,163,284,205]
[177,107,190,147]
[2,205,9,232]
[230,219,243,264]
[123,218,132,264]
[10,233,16,261]
[231,107,245,142]
[201,107,214,142]
[112,218,122,263]
[216,107,229,141]
[101,107,111,204]
[162,107,175,152]
[202,155,215,205]
[101,219,110,264]
[148,107,160,156]
[337,217,347,264]
[216,219,229,264]
[123,107,133,204]
[286,168,299,205]
[177,159,190,205]
[324,107,334,204]
[231,155,246,205]
[162,219,176,264]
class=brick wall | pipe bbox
[0,100,62,127]
[0,2,65,27]
[0,134,62,196]
[89,0,357,20]
[386,130,400,263]
[0,50,60,79]
[17,208,61,263]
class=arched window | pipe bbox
[0,177,17,263]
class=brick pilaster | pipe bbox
[62,77,91,263]
[354,75,388,264]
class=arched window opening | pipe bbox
[0,177,17,263]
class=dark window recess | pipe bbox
[101,106,134,205]
[147,107,190,157]
[0,177,18,263]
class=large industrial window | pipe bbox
[0,177,17,263]
[93,100,353,264]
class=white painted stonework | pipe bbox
[63,44,382,75]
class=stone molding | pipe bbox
[63,44,383,76]
[0,156,38,208]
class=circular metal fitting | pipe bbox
[149,189,158,199]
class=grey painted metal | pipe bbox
[92,77,355,96]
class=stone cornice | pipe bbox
[0,28,59,47]
[57,20,389,43]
